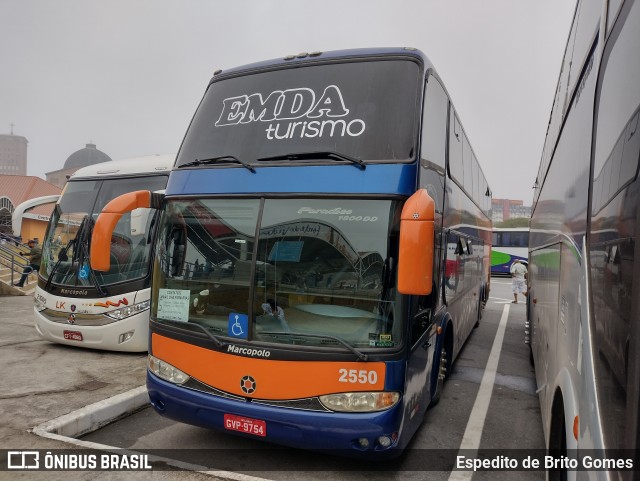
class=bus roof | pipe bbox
[209,47,433,82]
[68,154,175,180]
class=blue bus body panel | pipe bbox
[165,164,418,197]
[147,358,410,455]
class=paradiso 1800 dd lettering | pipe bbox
[215,85,366,140]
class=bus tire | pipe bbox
[429,347,447,407]
[529,345,534,366]
[474,292,483,328]
[548,391,568,481]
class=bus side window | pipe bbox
[448,110,464,184]
[421,74,448,171]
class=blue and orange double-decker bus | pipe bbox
[90,48,492,456]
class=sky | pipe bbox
[0,0,577,203]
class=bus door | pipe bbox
[398,188,439,423]
[405,300,438,420]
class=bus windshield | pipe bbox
[152,198,404,350]
[41,175,168,287]
[176,60,421,167]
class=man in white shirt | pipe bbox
[510,259,528,304]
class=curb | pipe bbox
[31,385,273,481]
[32,385,148,439]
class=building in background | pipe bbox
[0,128,28,176]
[491,198,531,224]
[0,175,61,242]
[45,143,111,188]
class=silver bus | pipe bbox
[528,0,640,479]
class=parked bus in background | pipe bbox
[490,227,529,276]
[33,154,173,352]
[90,48,492,455]
[528,0,640,478]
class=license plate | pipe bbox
[224,414,266,437]
[63,330,83,341]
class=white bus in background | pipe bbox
[490,227,529,276]
[33,154,174,352]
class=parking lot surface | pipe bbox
[1,279,542,480]
[0,294,214,480]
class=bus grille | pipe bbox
[182,377,331,412]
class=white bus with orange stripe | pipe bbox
[32,154,173,352]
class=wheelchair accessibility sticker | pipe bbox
[78,263,89,280]
[228,313,248,339]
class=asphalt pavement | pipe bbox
[0,294,215,481]
[0,280,540,480]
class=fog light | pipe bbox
[377,435,392,448]
[118,330,135,344]
[358,438,369,448]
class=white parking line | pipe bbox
[447,304,511,481]
[489,296,514,304]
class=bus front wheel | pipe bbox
[429,347,447,407]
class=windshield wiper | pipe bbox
[161,318,225,347]
[179,155,256,173]
[44,239,75,291]
[257,151,366,170]
[78,235,107,297]
[260,331,368,361]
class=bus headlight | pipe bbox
[105,300,151,320]
[148,355,189,384]
[319,392,400,412]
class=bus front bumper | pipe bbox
[147,371,405,456]
[34,307,149,352]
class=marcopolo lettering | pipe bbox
[215,85,366,140]
[60,288,89,296]
[227,344,271,358]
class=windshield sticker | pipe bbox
[228,313,248,339]
[297,207,379,222]
[369,333,394,347]
[157,289,190,322]
[215,85,366,141]
[78,263,89,280]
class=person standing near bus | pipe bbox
[510,259,527,304]
[14,239,41,287]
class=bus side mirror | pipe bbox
[90,190,156,271]
[398,189,435,295]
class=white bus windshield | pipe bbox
[41,175,168,287]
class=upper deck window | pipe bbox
[176,59,421,167]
